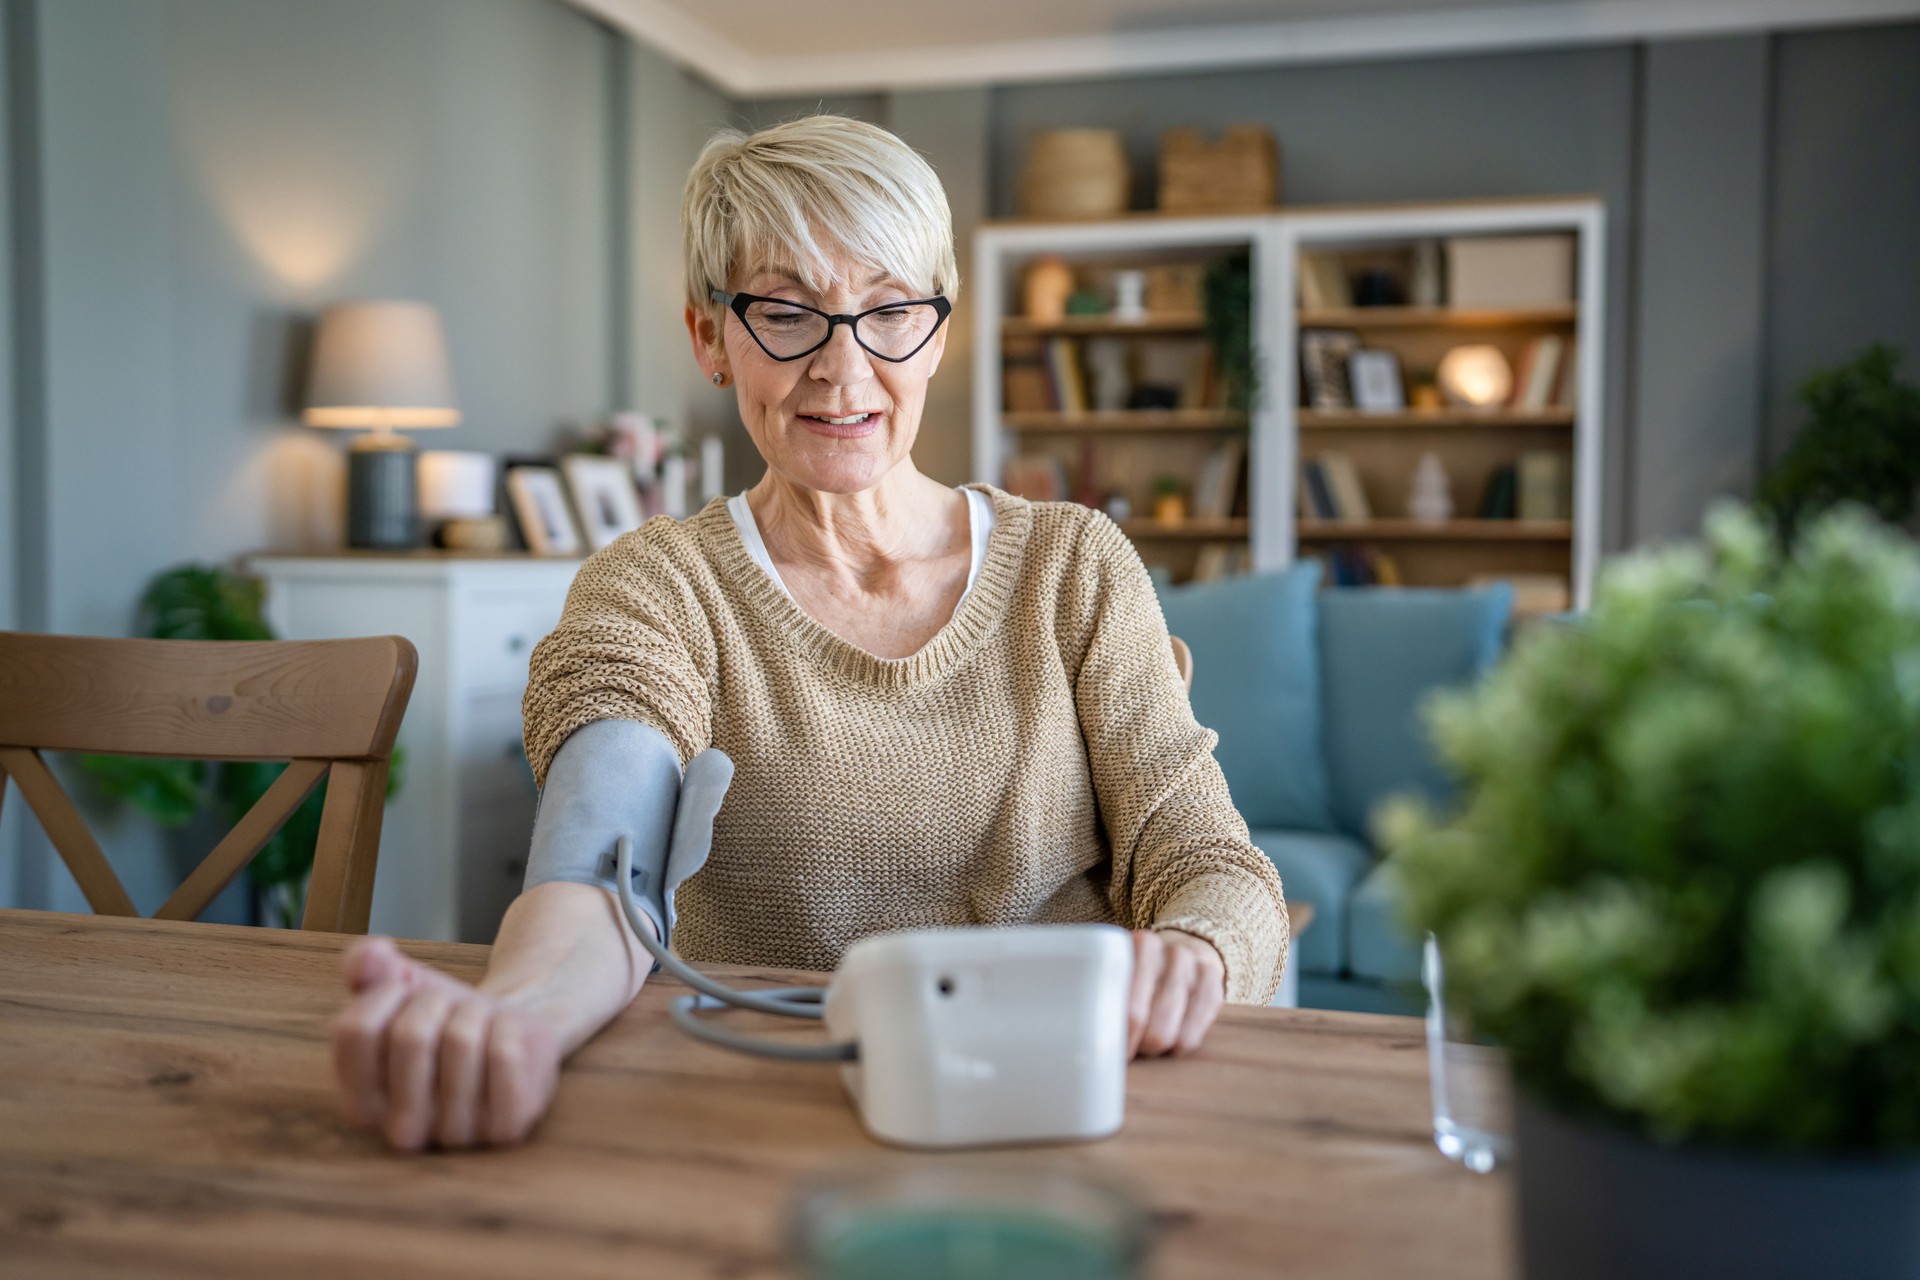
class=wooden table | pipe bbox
[0,910,1510,1278]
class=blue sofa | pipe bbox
[1156,564,1513,1013]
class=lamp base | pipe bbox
[346,438,418,550]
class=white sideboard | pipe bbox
[251,554,580,943]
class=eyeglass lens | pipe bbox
[742,299,941,360]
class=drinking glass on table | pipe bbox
[1423,934,1512,1174]
[790,1163,1152,1280]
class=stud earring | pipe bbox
[711,371,728,387]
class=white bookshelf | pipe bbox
[973,199,1605,607]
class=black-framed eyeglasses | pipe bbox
[711,289,952,363]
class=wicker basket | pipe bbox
[1158,126,1279,213]
[1019,129,1130,219]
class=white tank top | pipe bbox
[724,487,995,602]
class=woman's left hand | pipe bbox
[1128,929,1226,1058]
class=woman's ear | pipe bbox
[684,304,728,381]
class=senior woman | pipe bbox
[330,115,1288,1152]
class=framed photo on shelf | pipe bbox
[562,454,646,551]
[1347,348,1406,413]
[505,464,584,556]
[1299,328,1361,410]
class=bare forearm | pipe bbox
[477,881,653,1056]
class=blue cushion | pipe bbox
[1318,585,1513,841]
[1247,827,1372,977]
[1347,861,1423,984]
[1158,563,1331,832]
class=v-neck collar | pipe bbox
[693,483,1031,689]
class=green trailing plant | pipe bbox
[1759,344,1920,544]
[1383,503,1920,1153]
[1203,250,1260,414]
[79,565,402,924]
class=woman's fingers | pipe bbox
[1139,940,1196,1057]
[1128,931,1166,1057]
[330,979,412,1130]
[384,987,456,1151]
[434,998,492,1149]
[1175,945,1227,1054]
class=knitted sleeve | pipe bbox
[1066,512,1290,1004]
[521,525,714,787]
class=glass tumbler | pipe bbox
[789,1162,1152,1280]
[1423,933,1512,1174]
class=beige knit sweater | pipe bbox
[522,484,1289,1003]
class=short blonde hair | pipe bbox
[681,115,959,327]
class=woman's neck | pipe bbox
[744,464,964,587]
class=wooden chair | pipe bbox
[0,632,417,932]
[1171,635,1194,693]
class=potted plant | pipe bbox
[1760,343,1920,544]
[80,565,403,927]
[1382,503,1920,1279]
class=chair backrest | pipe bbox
[1171,634,1194,692]
[0,631,417,932]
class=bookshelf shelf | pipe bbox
[1119,519,1250,540]
[1297,305,1578,329]
[1297,519,1573,542]
[1003,409,1247,433]
[975,200,1603,597]
[1003,312,1207,337]
[1298,408,1574,429]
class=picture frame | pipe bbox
[562,454,646,551]
[1299,328,1361,410]
[1347,348,1407,413]
[505,464,583,557]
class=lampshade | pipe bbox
[304,301,460,429]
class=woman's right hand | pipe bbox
[329,936,564,1151]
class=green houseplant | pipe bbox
[1383,503,1920,1278]
[1760,344,1920,544]
[79,565,402,927]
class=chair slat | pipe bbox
[0,748,139,916]
[154,759,330,923]
[303,759,388,934]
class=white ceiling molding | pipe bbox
[567,0,1920,96]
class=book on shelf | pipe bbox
[1194,440,1246,521]
[1516,451,1573,521]
[1001,454,1069,502]
[1045,336,1088,414]
[1299,459,1338,520]
[1510,334,1565,410]
[1302,544,1402,588]
[1192,541,1237,583]
[1317,451,1372,520]
[1477,464,1518,520]
[1297,252,1352,310]
[1002,335,1053,413]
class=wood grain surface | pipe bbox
[0,910,1511,1279]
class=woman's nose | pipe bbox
[806,320,872,382]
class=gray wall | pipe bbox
[0,0,708,911]
[1764,23,1920,463]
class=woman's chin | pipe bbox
[776,445,903,495]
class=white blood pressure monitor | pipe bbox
[824,925,1133,1148]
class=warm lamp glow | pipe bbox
[1437,344,1513,408]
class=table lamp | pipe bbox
[304,300,460,549]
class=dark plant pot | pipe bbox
[1515,1092,1920,1280]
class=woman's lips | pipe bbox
[796,412,882,439]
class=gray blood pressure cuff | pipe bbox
[522,719,735,959]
